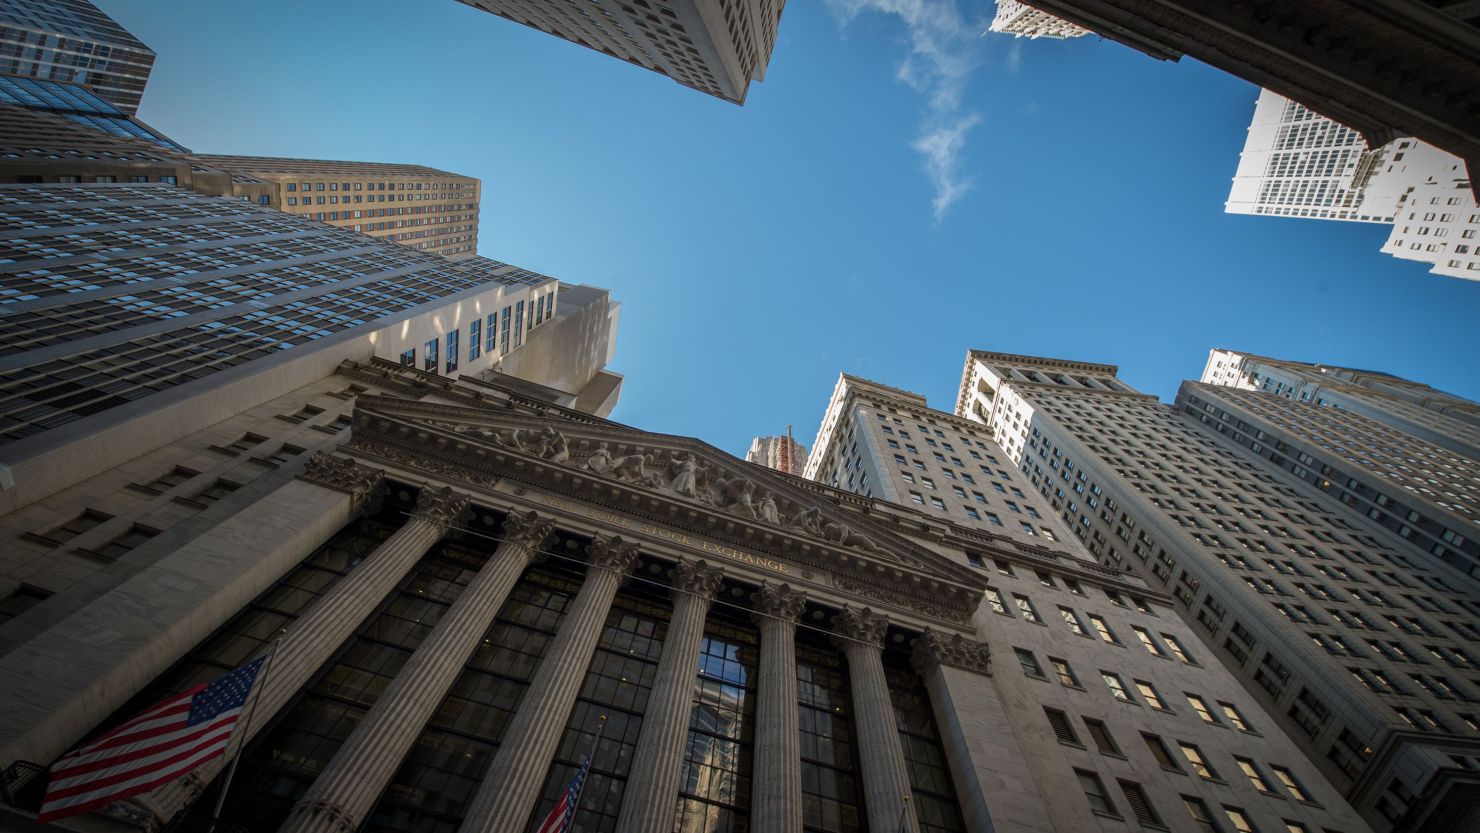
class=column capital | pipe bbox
[752,582,806,626]
[831,606,888,650]
[414,485,471,531]
[672,559,724,601]
[911,628,992,677]
[287,797,356,833]
[502,510,556,550]
[299,453,384,504]
[586,534,641,575]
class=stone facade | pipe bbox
[957,349,1480,833]
[455,0,785,105]
[0,363,1373,833]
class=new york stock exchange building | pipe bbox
[0,362,1374,833]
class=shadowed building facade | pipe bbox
[455,0,784,105]
[0,360,1374,833]
[998,0,1480,189]
[957,350,1480,833]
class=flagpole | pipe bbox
[208,636,282,831]
[895,794,912,833]
[565,714,608,822]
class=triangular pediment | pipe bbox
[343,395,988,618]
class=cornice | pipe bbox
[342,403,987,625]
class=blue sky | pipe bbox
[109,0,1480,459]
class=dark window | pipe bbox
[1045,708,1080,746]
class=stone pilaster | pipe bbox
[749,583,807,833]
[133,486,470,824]
[278,511,554,833]
[458,535,641,833]
[297,453,384,514]
[614,560,725,833]
[832,606,919,833]
[911,629,1050,833]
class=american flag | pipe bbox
[535,752,594,833]
[38,655,268,823]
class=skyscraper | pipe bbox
[198,156,482,260]
[1225,89,1479,282]
[455,0,785,105]
[0,0,155,114]
[956,349,1480,832]
[988,1,1089,40]
[1201,349,1480,460]
[745,431,805,475]
[992,1,1480,183]
[0,182,599,522]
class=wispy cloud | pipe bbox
[825,0,988,221]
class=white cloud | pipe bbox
[825,0,987,221]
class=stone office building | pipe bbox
[956,350,1480,832]
[0,362,1374,833]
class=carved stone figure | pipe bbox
[611,453,651,483]
[494,426,570,462]
[789,506,826,536]
[584,442,614,474]
[758,491,780,525]
[713,475,758,518]
[822,521,886,554]
[669,452,702,498]
[541,427,569,463]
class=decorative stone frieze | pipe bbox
[412,485,471,531]
[586,534,642,575]
[751,582,807,625]
[501,510,556,550]
[911,628,992,677]
[671,559,724,600]
[298,453,384,505]
[831,605,888,649]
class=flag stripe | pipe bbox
[48,714,240,791]
[42,731,232,809]
[39,656,267,824]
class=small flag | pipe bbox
[38,656,269,822]
[535,752,594,833]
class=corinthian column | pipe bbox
[458,535,642,833]
[749,582,807,833]
[832,606,919,833]
[279,511,556,833]
[614,560,725,833]
[135,484,467,822]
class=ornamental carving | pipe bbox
[830,576,970,625]
[672,559,724,600]
[298,452,384,503]
[831,606,888,649]
[911,628,991,677]
[502,510,556,550]
[751,582,807,625]
[414,485,471,530]
[586,534,641,576]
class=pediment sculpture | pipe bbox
[425,421,897,561]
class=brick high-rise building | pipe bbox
[456,0,785,105]
[957,350,1480,832]
[198,155,482,260]
[0,0,155,114]
[745,432,806,476]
